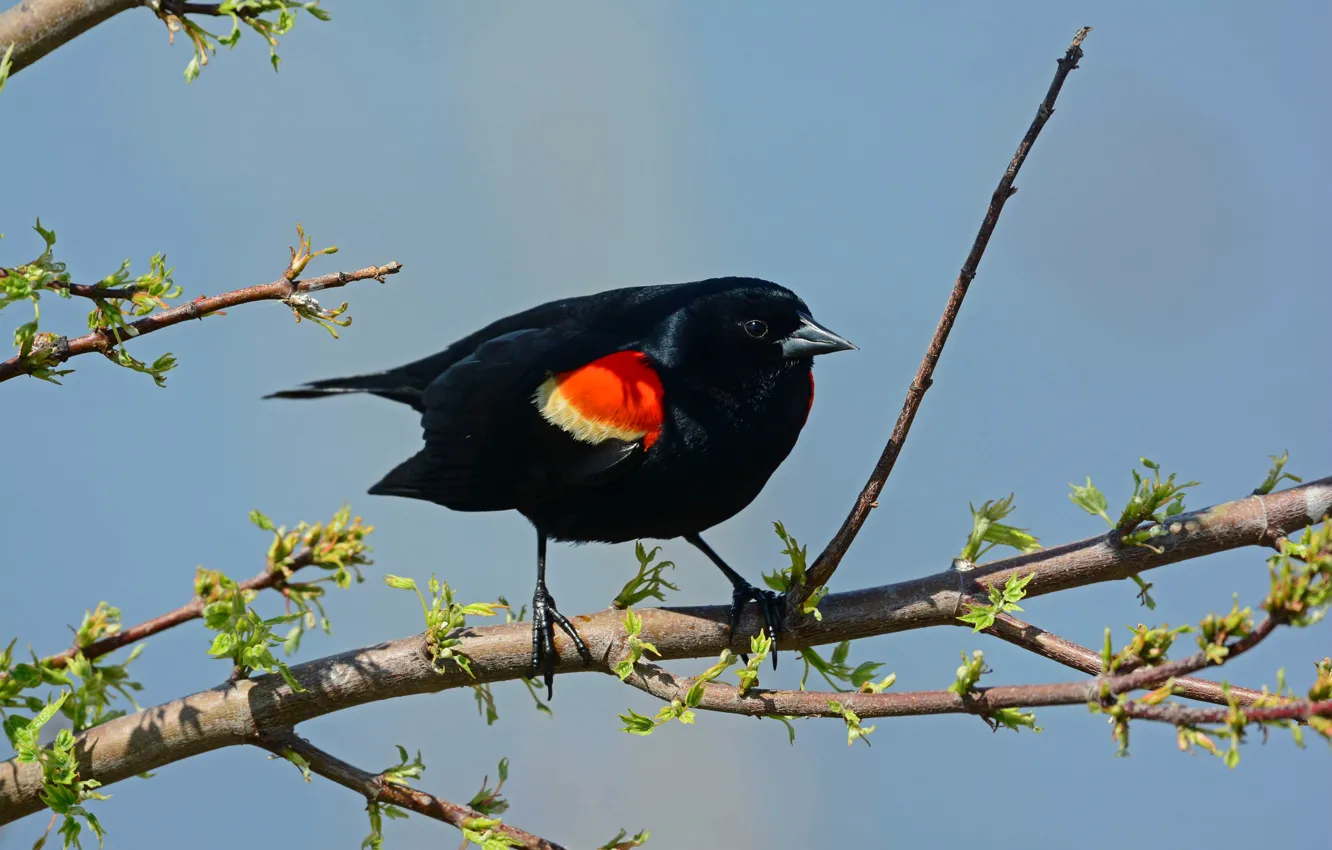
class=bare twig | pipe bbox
[791,26,1093,613]
[255,730,567,850]
[983,613,1267,707]
[0,262,402,384]
[2,477,1327,824]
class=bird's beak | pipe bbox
[780,313,858,358]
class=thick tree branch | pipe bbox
[0,261,402,384]
[984,613,1267,707]
[792,26,1094,611]
[254,730,566,850]
[0,0,261,79]
[2,476,1326,824]
[0,0,139,76]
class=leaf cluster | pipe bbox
[612,543,679,609]
[1102,622,1194,673]
[613,608,661,681]
[0,222,182,384]
[945,649,1040,733]
[361,746,425,850]
[1070,458,1198,551]
[957,571,1036,632]
[201,572,306,690]
[249,505,374,654]
[1264,521,1331,628]
[382,574,503,676]
[4,693,108,850]
[154,1,332,83]
[619,650,739,736]
[957,494,1041,566]
[762,521,826,619]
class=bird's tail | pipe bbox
[264,371,426,411]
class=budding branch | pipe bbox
[2,475,1328,828]
[0,262,402,384]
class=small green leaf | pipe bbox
[280,747,312,781]
[957,571,1036,631]
[767,714,797,745]
[619,708,657,736]
[1069,477,1111,524]
[249,509,276,531]
[207,632,236,657]
[0,42,13,95]
[948,650,989,695]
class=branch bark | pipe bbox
[2,475,1327,824]
[792,26,1093,611]
[255,730,566,850]
[0,0,139,76]
[1124,698,1332,725]
[0,262,402,384]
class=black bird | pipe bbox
[267,277,855,696]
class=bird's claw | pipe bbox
[728,582,785,670]
[529,582,593,699]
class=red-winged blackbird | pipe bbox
[268,277,855,696]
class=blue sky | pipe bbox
[3,2,1330,848]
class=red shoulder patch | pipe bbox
[804,371,815,425]
[534,351,665,448]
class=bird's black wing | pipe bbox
[265,290,636,412]
[368,326,652,511]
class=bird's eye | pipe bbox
[743,319,769,339]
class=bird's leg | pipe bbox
[684,532,784,669]
[529,530,593,699]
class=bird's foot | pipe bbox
[529,581,593,699]
[728,580,786,670]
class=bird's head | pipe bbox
[650,277,856,377]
